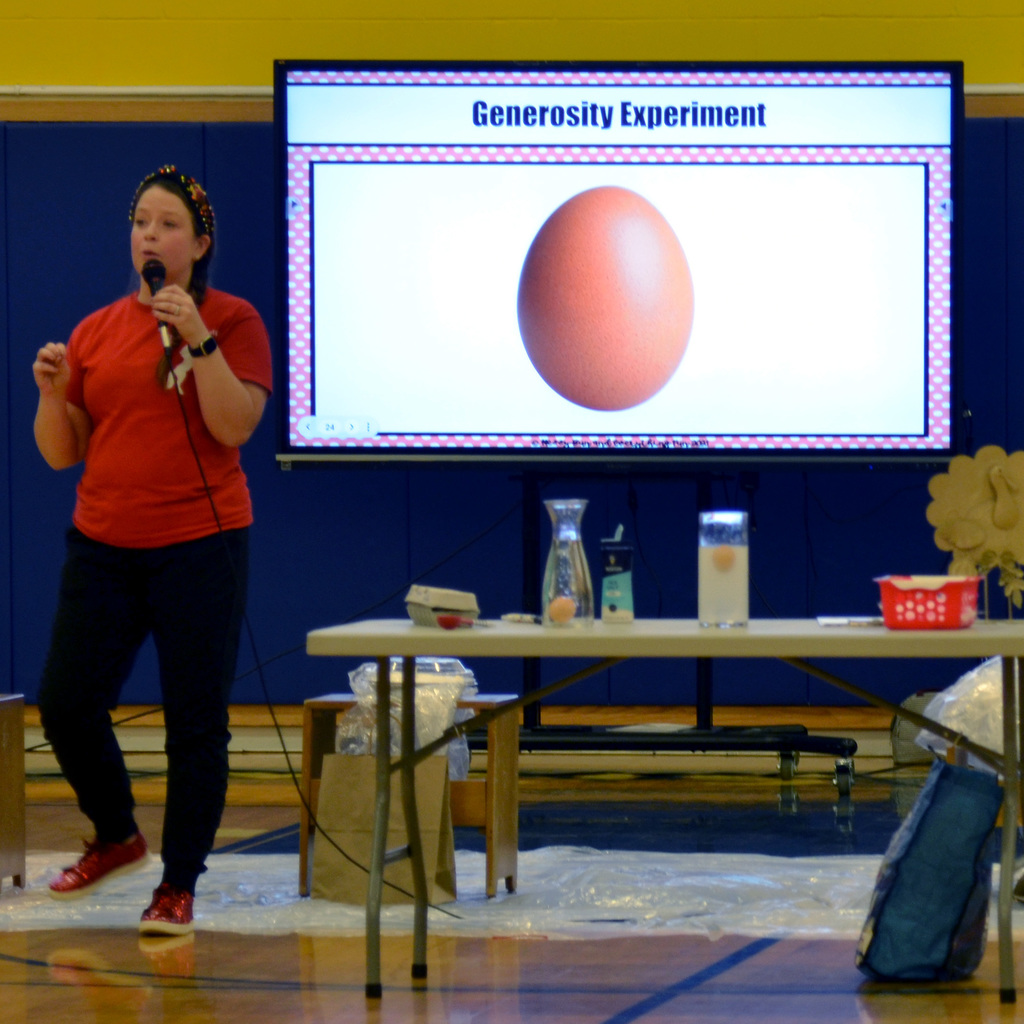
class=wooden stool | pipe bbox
[0,694,26,892]
[300,692,519,898]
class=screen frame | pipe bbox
[273,58,966,470]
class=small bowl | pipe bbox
[875,575,980,630]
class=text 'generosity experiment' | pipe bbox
[471,99,769,130]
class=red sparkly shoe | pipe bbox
[140,883,194,936]
[48,833,149,899]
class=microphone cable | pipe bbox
[133,261,458,908]
[155,324,529,913]
[163,355,465,913]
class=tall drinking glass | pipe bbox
[698,511,749,627]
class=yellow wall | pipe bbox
[1,1,1022,89]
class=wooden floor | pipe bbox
[3,705,1022,1023]
[5,929,1021,1024]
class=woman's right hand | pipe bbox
[33,342,90,469]
[33,343,70,399]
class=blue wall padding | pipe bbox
[2,120,1022,707]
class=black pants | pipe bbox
[38,526,249,895]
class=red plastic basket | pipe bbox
[875,575,980,630]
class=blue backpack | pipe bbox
[856,759,1003,981]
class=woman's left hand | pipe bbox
[150,284,208,349]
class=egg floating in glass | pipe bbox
[517,186,695,411]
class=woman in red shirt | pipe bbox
[32,165,273,936]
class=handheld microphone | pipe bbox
[141,259,174,354]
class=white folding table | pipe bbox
[306,618,1024,1002]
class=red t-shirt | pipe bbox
[64,289,273,548]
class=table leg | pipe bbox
[299,706,338,897]
[0,695,25,892]
[400,655,430,980]
[998,656,1020,1004]
[299,707,314,897]
[487,704,520,895]
[365,655,392,999]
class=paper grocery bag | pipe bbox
[312,754,456,905]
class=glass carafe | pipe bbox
[542,498,594,627]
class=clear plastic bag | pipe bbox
[335,656,478,780]
[915,657,1004,767]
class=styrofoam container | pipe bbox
[404,585,480,627]
[875,575,980,630]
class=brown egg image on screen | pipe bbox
[517,186,695,411]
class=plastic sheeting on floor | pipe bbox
[6,847,1020,941]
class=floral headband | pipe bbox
[130,164,215,238]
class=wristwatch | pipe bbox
[188,336,218,358]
